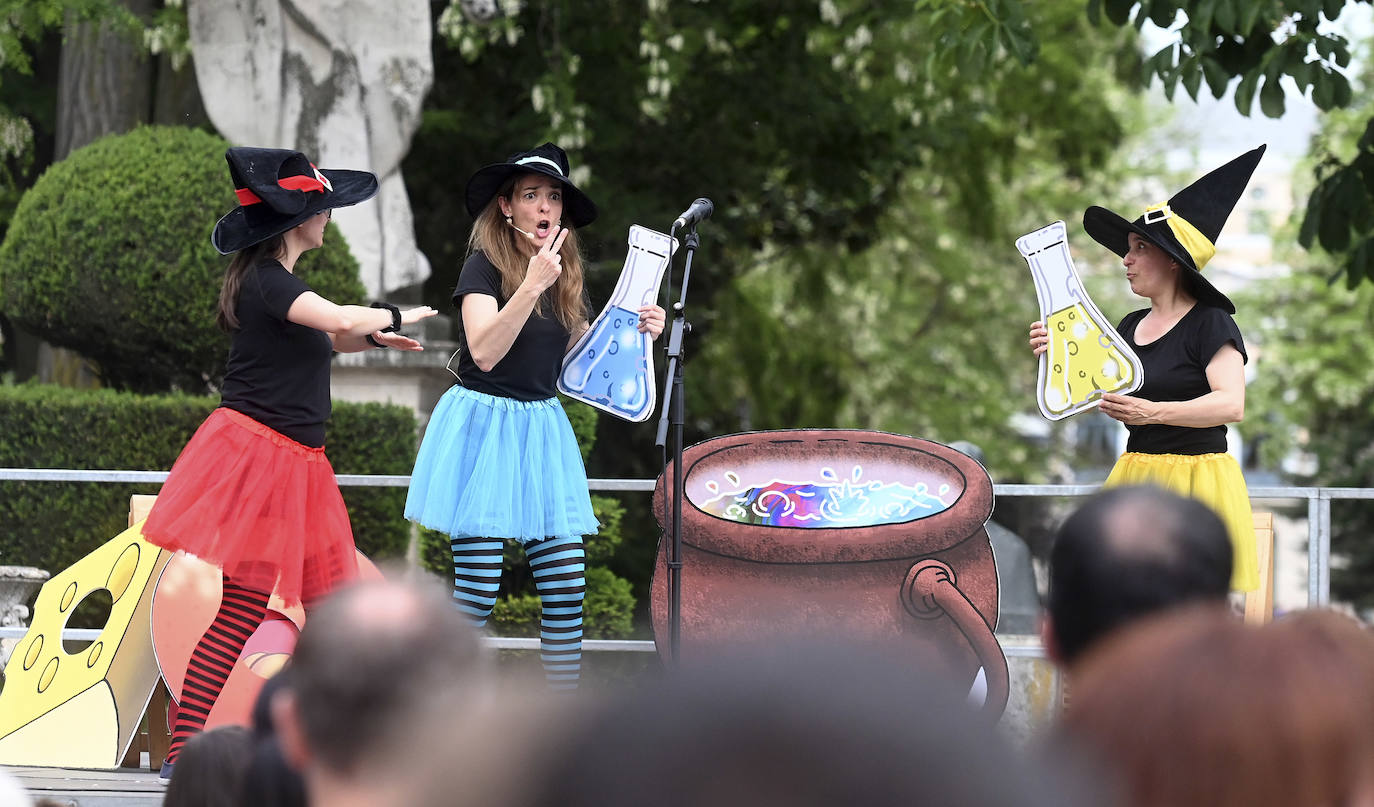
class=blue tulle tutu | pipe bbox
[405,385,599,543]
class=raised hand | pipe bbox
[523,226,570,294]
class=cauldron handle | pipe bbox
[900,559,1010,720]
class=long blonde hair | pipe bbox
[468,175,588,331]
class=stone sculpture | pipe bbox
[186,0,434,298]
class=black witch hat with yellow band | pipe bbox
[1083,144,1266,315]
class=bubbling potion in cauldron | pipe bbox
[653,430,1010,719]
[697,464,954,529]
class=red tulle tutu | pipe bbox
[142,407,359,606]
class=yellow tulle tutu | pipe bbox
[1103,452,1259,592]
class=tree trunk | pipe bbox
[152,51,211,131]
[54,0,158,159]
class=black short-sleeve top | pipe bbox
[1116,304,1248,456]
[451,251,570,401]
[218,259,333,447]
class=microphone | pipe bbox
[506,218,535,241]
[673,198,714,230]
[507,218,562,242]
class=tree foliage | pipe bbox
[414,0,1143,481]
[1243,52,1374,613]
[1,0,139,182]
[1245,263,1374,612]
[0,0,192,229]
[1086,0,1374,288]
[0,125,365,393]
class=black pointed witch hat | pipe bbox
[211,147,379,255]
[1083,144,1266,314]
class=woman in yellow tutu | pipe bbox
[1029,146,1266,591]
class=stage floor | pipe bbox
[8,764,165,806]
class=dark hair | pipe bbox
[251,668,293,737]
[508,642,1099,807]
[287,579,483,775]
[162,725,253,807]
[1048,485,1232,664]
[217,235,285,332]
[1059,608,1374,807]
[241,670,307,807]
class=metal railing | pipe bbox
[3,468,1371,649]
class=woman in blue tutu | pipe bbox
[406,143,665,689]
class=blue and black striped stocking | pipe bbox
[449,535,585,689]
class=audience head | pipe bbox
[273,576,483,797]
[1046,485,1232,666]
[1057,607,1374,807]
[474,640,1101,807]
[162,725,253,807]
[243,669,307,807]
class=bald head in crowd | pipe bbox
[1044,485,1233,668]
[273,577,483,807]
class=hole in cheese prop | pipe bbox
[1017,220,1142,420]
[0,522,171,767]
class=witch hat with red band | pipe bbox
[1083,144,1266,314]
[211,147,378,255]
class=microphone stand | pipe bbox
[655,223,698,668]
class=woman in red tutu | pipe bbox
[142,147,435,778]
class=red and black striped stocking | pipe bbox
[164,576,270,764]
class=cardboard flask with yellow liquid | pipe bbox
[1017,220,1143,420]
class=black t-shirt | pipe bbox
[219,259,334,447]
[1117,304,1248,456]
[451,251,570,401]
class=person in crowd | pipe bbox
[271,578,484,807]
[1044,485,1232,669]
[241,670,307,807]
[1030,146,1267,591]
[162,725,253,807]
[142,146,436,778]
[405,142,665,689]
[440,641,1105,807]
[1056,607,1374,807]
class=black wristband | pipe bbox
[370,301,402,333]
[365,334,388,349]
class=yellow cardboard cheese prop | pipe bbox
[0,521,170,767]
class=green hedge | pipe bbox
[0,126,365,393]
[0,384,416,576]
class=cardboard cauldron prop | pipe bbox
[652,430,1009,717]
